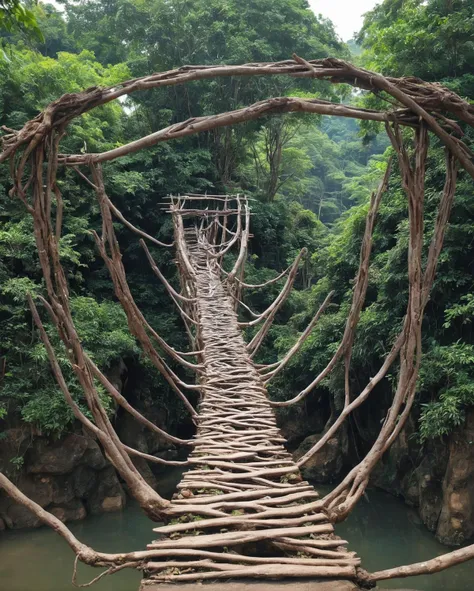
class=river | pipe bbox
[1,472,473,591]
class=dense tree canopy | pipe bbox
[0,0,473,466]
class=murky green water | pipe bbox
[333,488,474,590]
[1,479,474,591]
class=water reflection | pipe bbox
[331,486,474,591]
[1,479,474,591]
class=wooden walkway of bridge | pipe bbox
[139,196,361,587]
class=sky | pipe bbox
[308,0,380,41]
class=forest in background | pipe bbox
[0,0,473,471]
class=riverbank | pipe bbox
[1,486,474,591]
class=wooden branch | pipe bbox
[270,162,390,408]
[323,125,431,521]
[227,202,251,282]
[233,292,263,320]
[247,248,306,357]
[59,97,417,166]
[92,230,199,417]
[262,290,334,383]
[148,564,356,582]
[85,355,192,446]
[146,549,356,566]
[296,328,405,468]
[235,262,294,289]
[35,294,192,453]
[241,249,306,329]
[124,445,188,467]
[140,239,195,305]
[4,57,473,162]
[90,165,200,418]
[147,524,334,550]
[105,194,173,248]
[368,543,474,582]
[167,208,243,216]
[171,205,197,280]
[166,194,241,202]
[0,472,98,562]
[422,150,458,305]
[209,196,243,259]
[28,296,175,512]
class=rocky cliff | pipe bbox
[281,408,474,547]
[0,429,125,529]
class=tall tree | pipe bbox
[359,0,474,95]
[62,0,349,191]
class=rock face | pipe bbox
[294,426,348,483]
[289,404,474,546]
[0,429,126,529]
[0,358,177,530]
[373,411,474,546]
[277,405,327,447]
[27,433,90,475]
[436,410,474,544]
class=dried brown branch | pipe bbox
[58,98,418,167]
[227,201,251,282]
[90,165,199,416]
[140,239,195,303]
[85,355,192,447]
[105,194,173,248]
[322,124,432,520]
[247,248,306,357]
[262,290,334,383]
[28,295,180,503]
[368,543,474,582]
[0,472,105,564]
[234,262,294,289]
[240,249,306,329]
[3,57,473,167]
[270,161,390,408]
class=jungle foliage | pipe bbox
[0,0,473,450]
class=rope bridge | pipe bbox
[139,195,360,586]
[2,56,474,588]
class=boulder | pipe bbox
[373,410,474,545]
[0,474,53,529]
[101,495,125,512]
[294,427,348,483]
[17,474,54,507]
[27,434,89,475]
[81,438,107,471]
[51,475,76,505]
[276,406,325,446]
[372,415,422,498]
[72,465,98,498]
[4,503,43,529]
[50,499,87,523]
[86,466,126,515]
[436,409,474,545]
[0,427,131,528]
[416,453,446,532]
